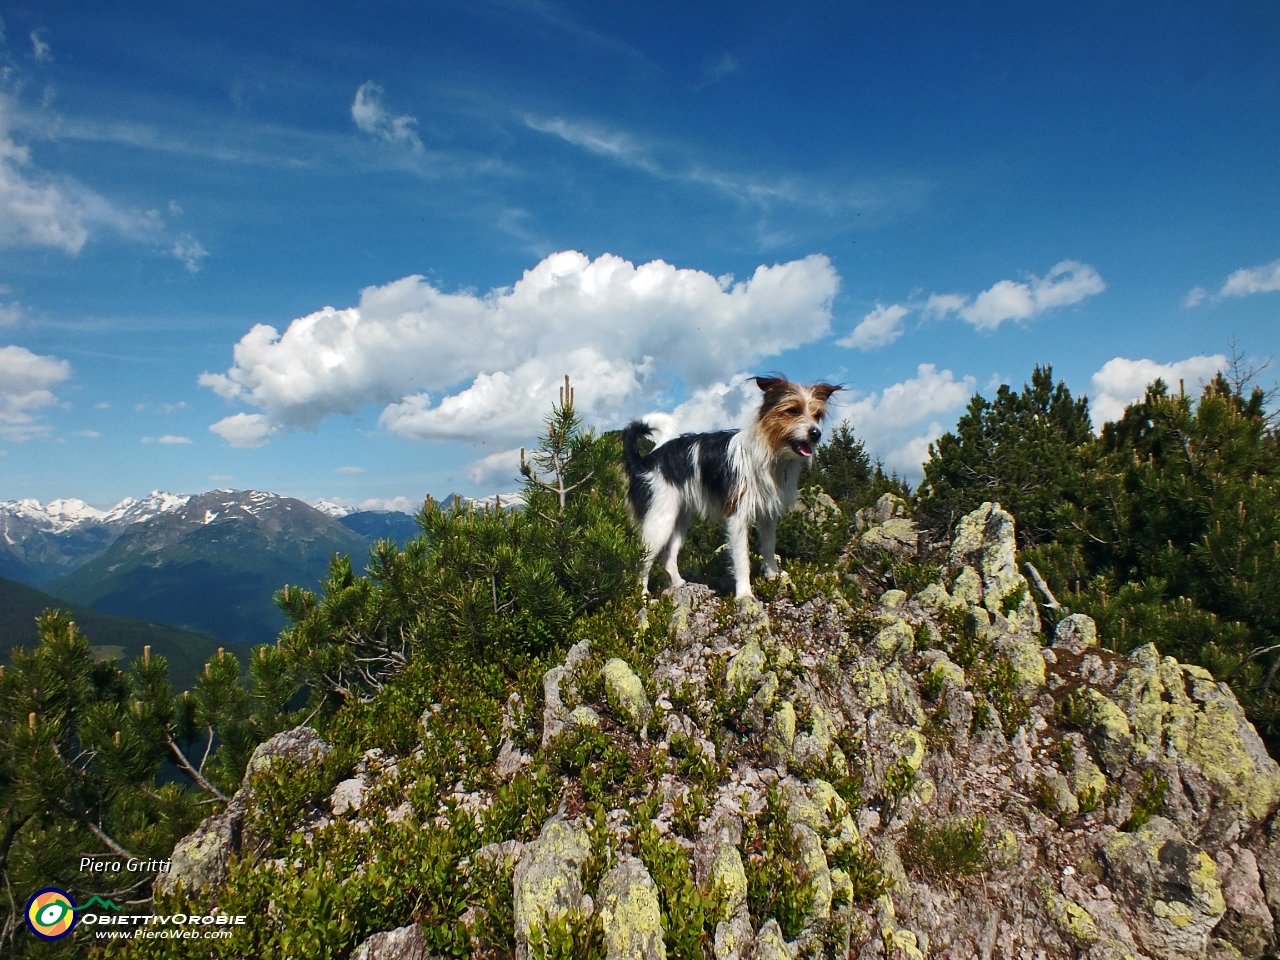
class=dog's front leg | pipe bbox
[757,513,779,580]
[727,511,754,598]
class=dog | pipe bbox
[622,375,841,598]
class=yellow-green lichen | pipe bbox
[726,639,765,695]
[1043,889,1100,944]
[596,860,666,960]
[1185,697,1280,820]
[849,663,888,709]
[873,620,915,663]
[602,658,652,730]
[709,843,747,913]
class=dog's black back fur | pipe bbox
[622,419,738,519]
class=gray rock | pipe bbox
[1054,613,1099,653]
[542,640,594,748]
[349,923,428,960]
[603,658,652,730]
[1213,849,1274,959]
[949,502,1039,633]
[596,859,666,960]
[513,815,591,957]
[154,810,238,897]
[156,726,332,899]
[1100,816,1226,959]
[331,777,366,816]
[752,919,789,960]
[243,725,332,783]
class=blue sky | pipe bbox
[1,1,1278,510]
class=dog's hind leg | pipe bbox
[661,509,692,588]
[639,493,681,595]
[726,510,754,598]
[757,513,780,580]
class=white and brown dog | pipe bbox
[622,375,840,598]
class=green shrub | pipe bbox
[743,787,817,939]
[900,815,989,879]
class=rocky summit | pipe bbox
[159,500,1280,960]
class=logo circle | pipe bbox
[26,888,77,940]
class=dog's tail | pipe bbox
[621,420,654,479]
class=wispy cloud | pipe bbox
[1187,257,1280,308]
[923,261,1105,331]
[0,93,197,258]
[172,234,208,272]
[30,32,51,62]
[524,114,913,219]
[334,466,366,475]
[142,434,192,444]
[352,82,423,152]
[702,53,740,85]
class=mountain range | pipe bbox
[0,490,430,647]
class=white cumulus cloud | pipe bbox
[209,412,276,448]
[833,364,975,476]
[467,448,526,486]
[836,302,909,351]
[0,343,70,440]
[1220,258,1280,299]
[639,374,761,446]
[925,261,1105,331]
[157,434,192,444]
[1088,354,1226,428]
[351,82,422,152]
[201,250,839,446]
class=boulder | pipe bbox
[349,923,428,960]
[156,726,332,899]
[1100,816,1226,959]
[513,815,591,955]
[1213,849,1275,959]
[949,502,1039,633]
[1054,614,1099,653]
[603,658,652,730]
[596,859,666,960]
[725,640,765,695]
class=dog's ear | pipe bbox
[754,376,791,408]
[809,382,842,403]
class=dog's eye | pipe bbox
[786,406,802,415]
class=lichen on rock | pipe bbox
[602,657,652,731]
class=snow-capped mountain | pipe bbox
[0,491,189,535]
[0,489,316,587]
[311,499,351,518]
[48,490,373,644]
[0,491,192,586]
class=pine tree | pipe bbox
[917,364,1093,546]
[0,614,267,953]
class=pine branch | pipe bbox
[164,731,230,802]
[1023,562,1062,611]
